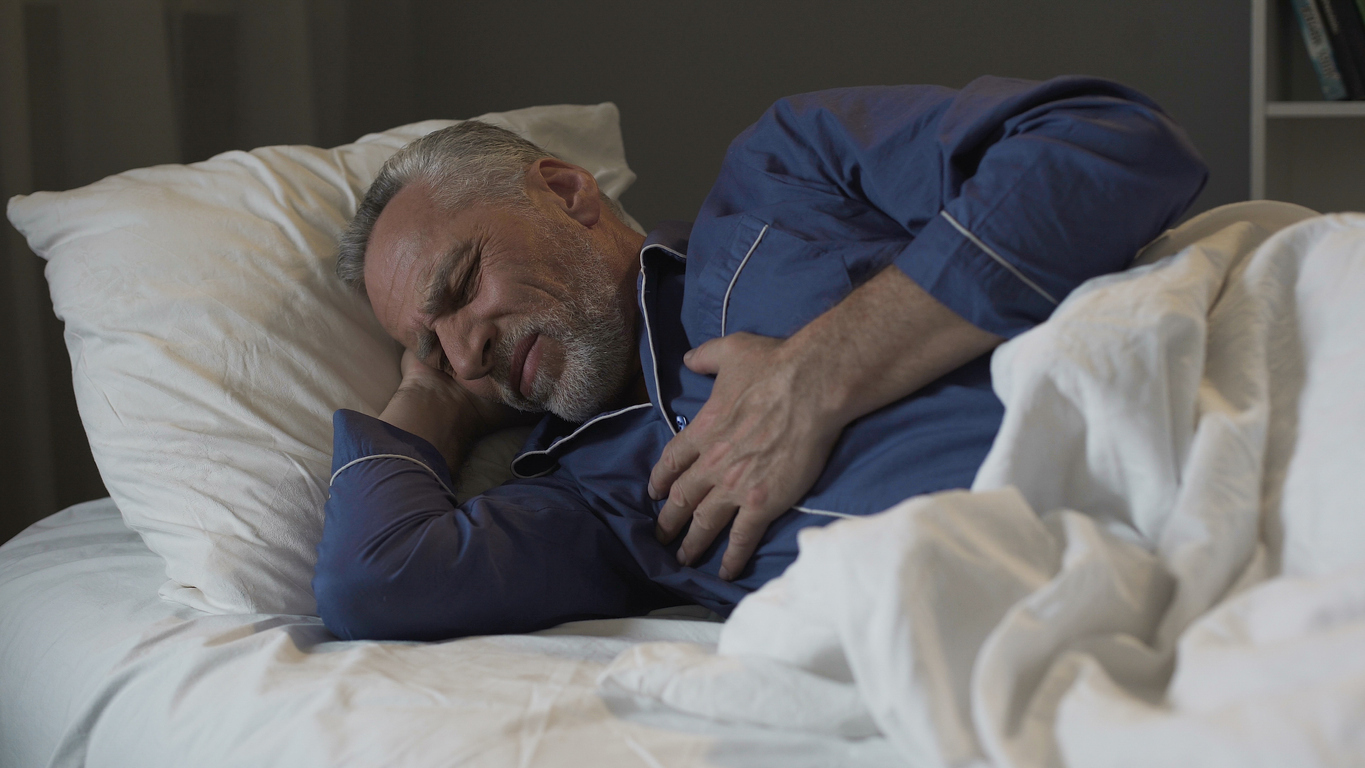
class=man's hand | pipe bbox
[380,349,532,471]
[649,333,844,580]
[648,266,1004,580]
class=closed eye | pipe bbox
[434,349,454,376]
[415,332,454,376]
[415,327,440,366]
[423,241,482,318]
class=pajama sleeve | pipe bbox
[711,75,1209,337]
[313,409,675,641]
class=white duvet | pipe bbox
[602,201,1365,767]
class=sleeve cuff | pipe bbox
[893,211,1059,339]
[330,409,456,489]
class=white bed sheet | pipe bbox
[0,498,899,768]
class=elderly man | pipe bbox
[313,76,1207,641]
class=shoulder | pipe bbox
[731,84,960,155]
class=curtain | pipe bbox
[0,0,382,544]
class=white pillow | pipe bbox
[7,104,639,616]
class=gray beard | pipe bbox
[487,214,635,423]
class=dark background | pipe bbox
[1,0,1249,545]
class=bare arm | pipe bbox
[777,264,1002,429]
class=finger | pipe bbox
[655,465,712,544]
[681,336,731,375]
[648,429,700,501]
[676,494,740,567]
[717,508,773,581]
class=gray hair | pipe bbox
[335,120,621,296]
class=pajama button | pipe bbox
[674,414,689,430]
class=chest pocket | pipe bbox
[715,216,854,339]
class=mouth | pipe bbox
[507,332,541,401]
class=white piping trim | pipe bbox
[330,453,453,496]
[720,224,768,336]
[511,402,655,474]
[940,211,1058,305]
[638,254,677,436]
[794,505,857,520]
[646,243,687,261]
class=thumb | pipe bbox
[682,337,726,375]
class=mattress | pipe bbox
[0,498,899,768]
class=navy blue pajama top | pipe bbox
[313,76,1208,641]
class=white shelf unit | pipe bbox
[1251,0,1365,211]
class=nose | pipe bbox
[434,313,496,381]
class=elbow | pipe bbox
[313,539,393,642]
[1159,123,1210,220]
[312,503,491,642]
[314,538,454,642]
[314,449,482,641]
[1122,104,1210,224]
[312,498,425,642]
[312,547,520,642]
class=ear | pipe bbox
[527,158,602,228]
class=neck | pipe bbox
[590,207,650,412]
[604,370,651,412]
[629,370,651,406]
[601,211,647,271]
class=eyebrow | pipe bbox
[415,327,439,363]
[415,241,479,362]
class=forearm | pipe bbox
[783,264,1003,428]
[317,410,674,640]
[378,383,483,471]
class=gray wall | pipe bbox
[1,0,1249,544]
[406,1,1246,230]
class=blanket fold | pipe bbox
[601,201,1365,767]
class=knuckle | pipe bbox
[729,524,759,548]
[744,484,770,508]
[690,515,718,535]
[658,449,679,473]
[667,484,691,509]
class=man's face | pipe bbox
[364,183,636,422]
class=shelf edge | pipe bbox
[1266,101,1365,118]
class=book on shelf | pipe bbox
[1290,0,1350,99]
[1320,0,1365,98]
[1356,0,1365,77]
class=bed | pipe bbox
[4,102,1365,767]
[0,497,902,767]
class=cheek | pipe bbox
[476,261,569,317]
[469,270,524,315]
